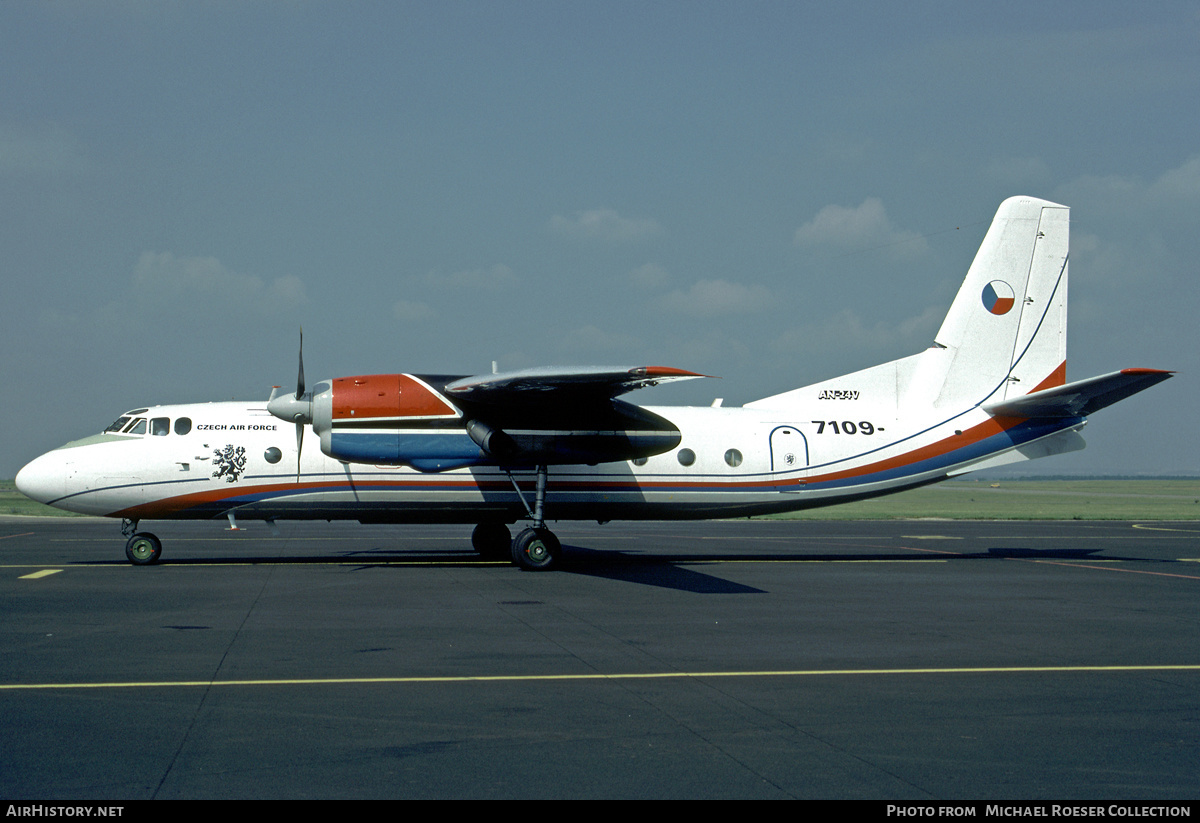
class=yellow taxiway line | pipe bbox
[2,664,1198,691]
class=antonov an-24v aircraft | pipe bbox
[17,197,1173,570]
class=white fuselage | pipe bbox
[15,197,1172,561]
[15,396,1085,525]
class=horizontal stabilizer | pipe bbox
[983,369,1173,419]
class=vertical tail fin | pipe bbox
[929,196,1069,408]
[747,196,1071,414]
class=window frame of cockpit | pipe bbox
[104,416,132,434]
[104,412,193,437]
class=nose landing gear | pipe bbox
[122,520,162,565]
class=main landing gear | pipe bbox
[471,522,511,559]
[471,520,562,571]
[122,519,162,565]
[475,465,564,571]
[510,526,561,571]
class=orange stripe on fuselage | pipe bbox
[111,363,1070,518]
[112,475,488,519]
[803,360,1067,487]
[806,414,1026,486]
[112,415,1027,519]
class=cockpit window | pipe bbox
[105,416,132,434]
[174,417,192,435]
[150,417,170,436]
[127,418,147,435]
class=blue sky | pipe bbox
[3,1,1197,478]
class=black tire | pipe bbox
[125,532,162,566]
[471,522,512,559]
[511,527,561,571]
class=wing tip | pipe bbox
[1119,368,1175,376]
[634,366,716,379]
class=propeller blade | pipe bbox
[295,421,304,483]
[296,329,305,481]
[295,328,306,400]
[265,328,312,482]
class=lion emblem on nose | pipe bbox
[212,445,247,482]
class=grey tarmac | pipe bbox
[1,516,1197,799]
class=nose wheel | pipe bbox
[121,519,162,565]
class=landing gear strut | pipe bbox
[504,464,563,571]
[122,519,162,565]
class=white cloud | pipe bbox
[1055,155,1200,216]
[413,264,519,290]
[132,251,308,309]
[393,300,435,321]
[550,208,661,241]
[986,156,1051,187]
[771,305,943,362]
[793,197,929,257]
[269,275,307,307]
[558,324,640,353]
[628,262,670,289]
[1052,154,1200,289]
[661,278,770,318]
[1149,155,1200,201]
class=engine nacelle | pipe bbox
[312,374,486,472]
[465,419,680,465]
[277,373,684,472]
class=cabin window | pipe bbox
[150,418,170,436]
[630,456,648,467]
[724,449,743,467]
[264,447,282,464]
[105,416,131,434]
[677,448,695,466]
[174,417,192,435]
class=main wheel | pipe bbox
[125,532,162,566]
[511,527,561,571]
[472,522,512,559]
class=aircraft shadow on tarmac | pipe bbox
[67,543,1129,595]
[91,546,768,594]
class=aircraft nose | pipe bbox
[15,452,65,505]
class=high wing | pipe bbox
[984,368,1173,418]
[444,365,708,403]
[443,366,711,466]
[265,364,713,472]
